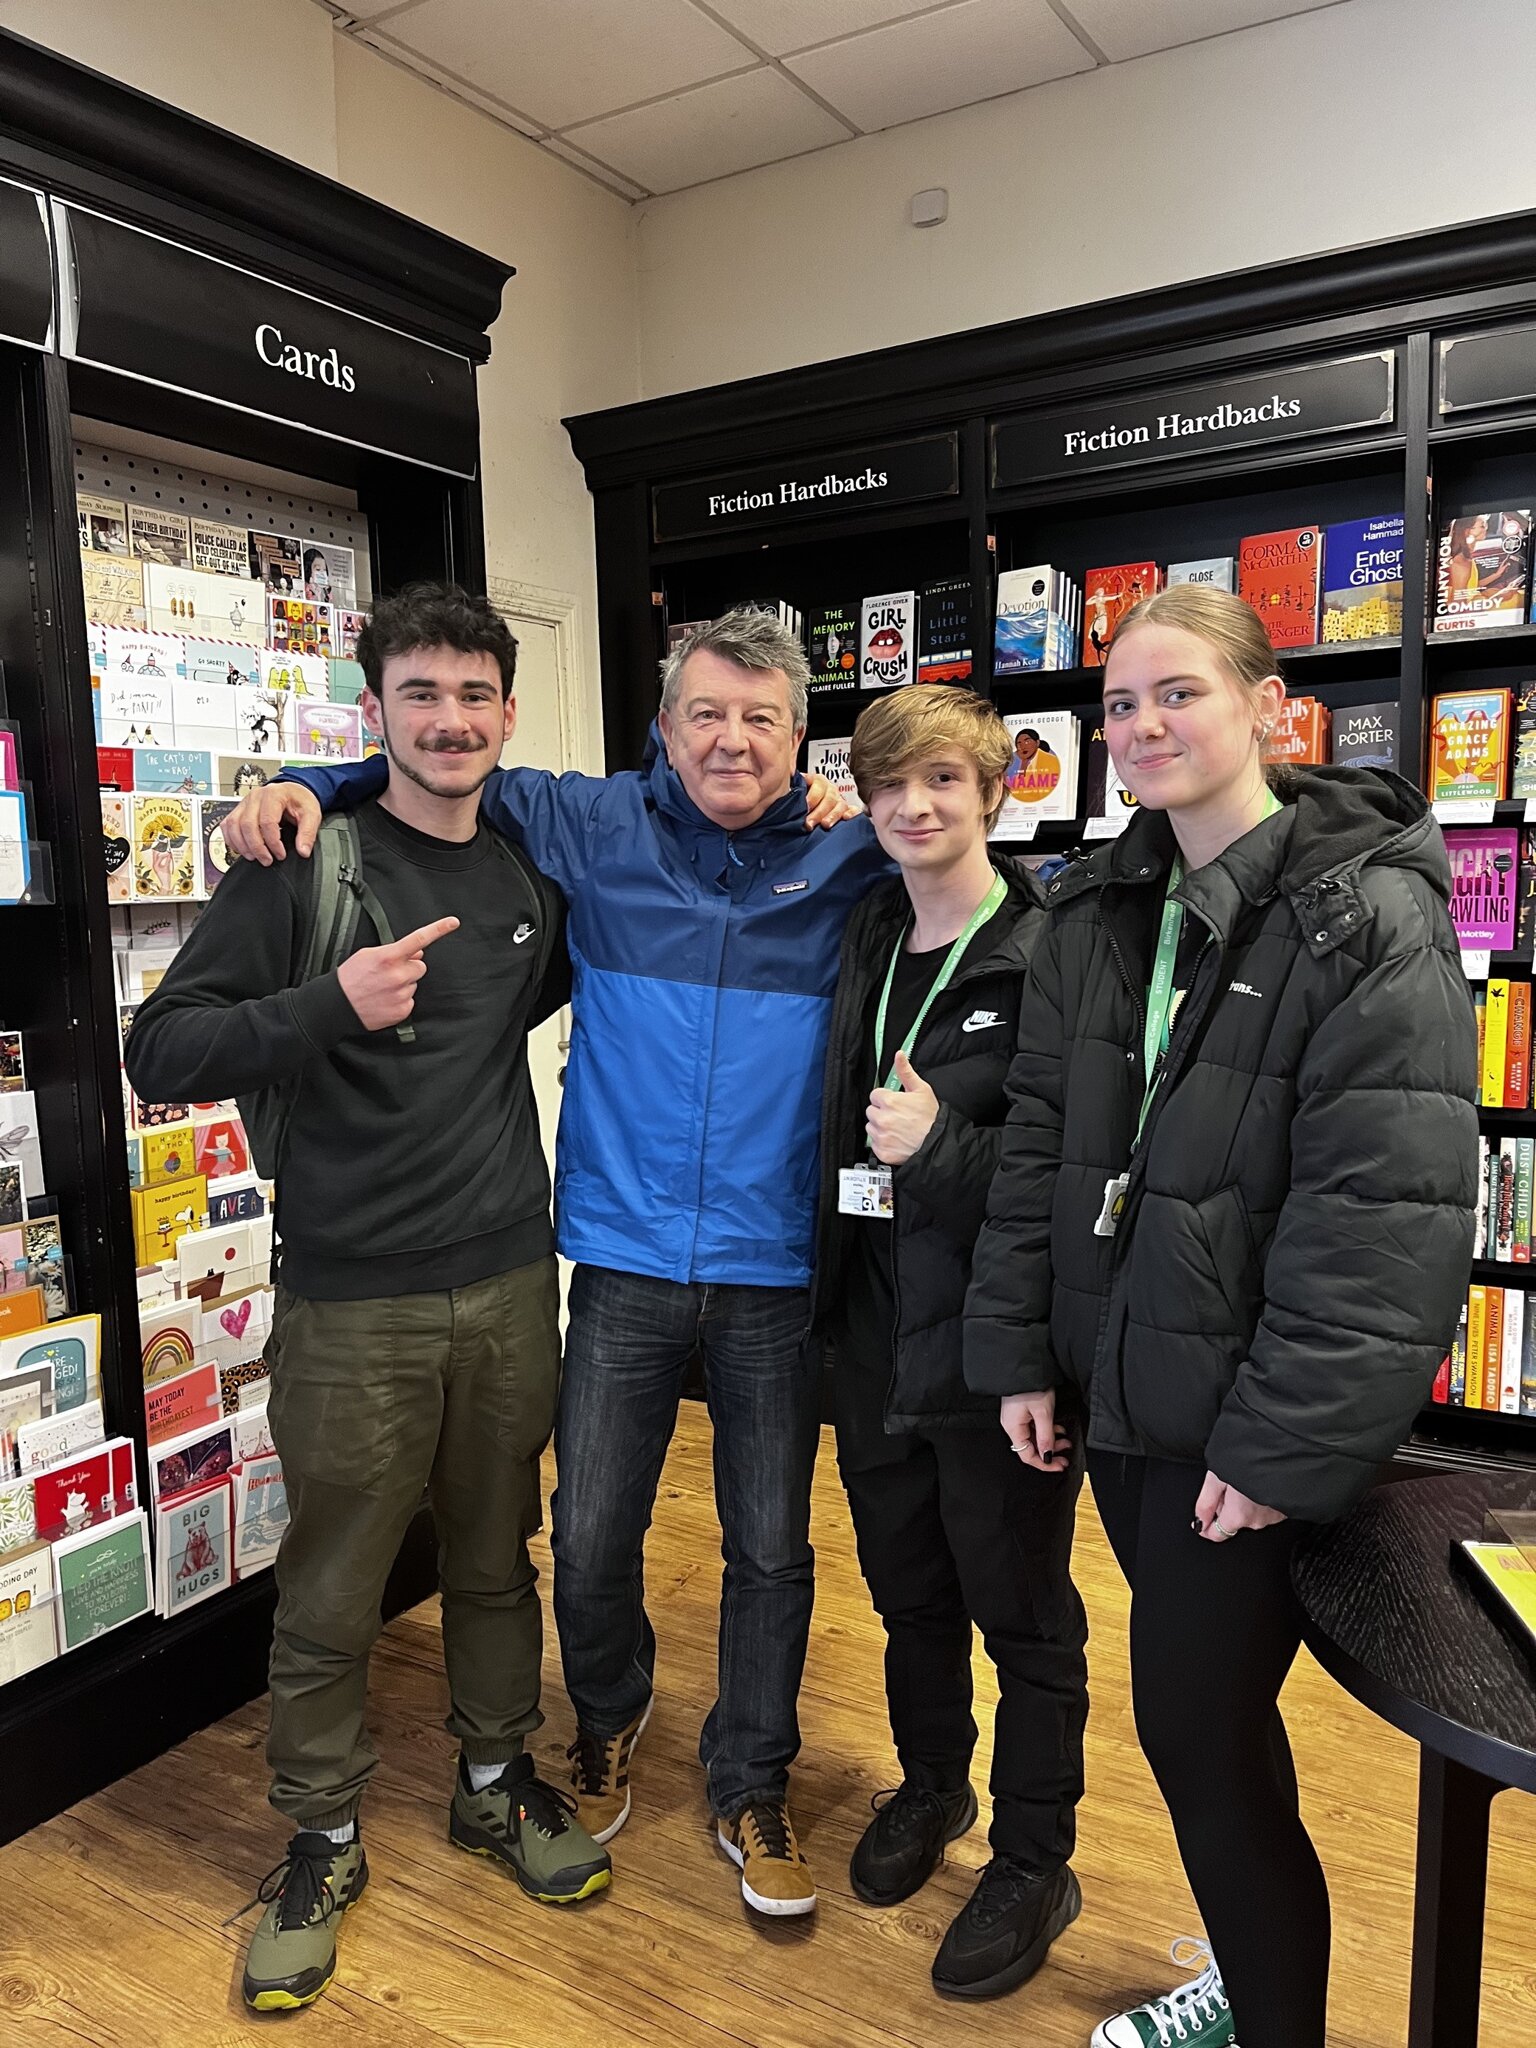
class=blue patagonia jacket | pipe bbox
[280,734,891,1288]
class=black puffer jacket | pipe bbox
[964,768,1478,1522]
[812,856,1047,1430]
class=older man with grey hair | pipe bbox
[225,605,889,1919]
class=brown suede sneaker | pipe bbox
[565,1696,651,1846]
[717,1800,817,1918]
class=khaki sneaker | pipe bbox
[449,1754,611,1904]
[566,1696,651,1846]
[718,1801,817,1918]
[239,1829,367,2012]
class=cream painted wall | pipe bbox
[635,0,1536,397]
[0,0,340,176]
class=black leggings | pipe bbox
[1088,1452,1331,2048]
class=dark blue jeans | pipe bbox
[550,1265,820,1819]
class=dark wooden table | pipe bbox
[1293,1472,1536,2048]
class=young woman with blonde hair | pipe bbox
[965,584,1478,2047]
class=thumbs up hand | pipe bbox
[337,916,460,1031]
[865,1049,941,1165]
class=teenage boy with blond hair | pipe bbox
[810,685,1087,2002]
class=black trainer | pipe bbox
[850,1781,979,1907]
[931,1855,1082,2000]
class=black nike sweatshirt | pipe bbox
[126,797,569,1300]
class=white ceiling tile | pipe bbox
[358,29,544,134]
[701,1,943,57]
[1064,0,1345,63]
[336,0,425,19]
[563,67,850,195]
[539,134,651,202]
[786,0,1094,131]
[379,0,755,131]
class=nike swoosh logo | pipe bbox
[961,1012,1001,1033]
[512,924,535,945]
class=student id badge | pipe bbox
[1094,1173,1129,1238]
[839,1164,893,1219]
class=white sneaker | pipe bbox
[1092,1938,1235,2047]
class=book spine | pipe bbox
[1497,1137,1518,1262]
[1517,1138,1535,1264]
[1474,987,1488,1105]
[1508,979,1532,1107]
[1483,1285,1504,1410]
[1431,1354,1451,1405]
[1450,1295,1469,1405]
[1475,1133,1490,1253]
[1501,1287,1525,1413]
[1523,1298,1536,1416]
[1482,979,1510,1107]
[1466,1284,1487,1409]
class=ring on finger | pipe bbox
[1212,1513,1233,1539]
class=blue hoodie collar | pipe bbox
[641,719,809,843]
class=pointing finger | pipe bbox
[390,916,460,956]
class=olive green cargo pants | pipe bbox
[263,1259,561,1831]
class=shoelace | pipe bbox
[513,1770,579,1840]
[962,1853,1047,1930]
[870,1783,950,1842]
[1138,1940,1229,2046]
[566,1730,611,1797]
[224,1834,341,1932]
[739,1801,796,1862]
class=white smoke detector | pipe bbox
[910,188,948,228]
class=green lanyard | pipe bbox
[1135,791,1281,1148]
[874,871,1008,1092]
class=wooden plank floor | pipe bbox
[2,1405,1534,2047]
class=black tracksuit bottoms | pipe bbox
[832,1327,1088,1871]
[1088,1450,1332,2048]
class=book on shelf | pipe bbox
[1083,562,1159,668]
[1166,557,1235,592]
[992,711,1080,835]
[1083,720,1138,830]
[1502,1287,1525,1412]
[1320,515,1404,642]
[1434,509,1532,632]
[1444,826,1519,954]
[1508,980,1532,1107]
[1512,681,1536,801]
[1497,1142,1518,1266]
[1483,979,1511,1106]
[1485,1283,1506,1409]
[1237,527,1321,647]
[804,737,861,812]
[993,567,1079,675]
[915,578,973,686]
[859,592,917,690]
[1516,1138,1536,1264]
[1467,1284,1487,1410]
[807,604,858,693]
[1269,696,1330,766]
[1430,688,1512,803]
[1329,700,1397,770]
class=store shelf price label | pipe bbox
[1462,949,1492,982]
[1085,815,1131,839]
[1523,798,1536,824]
[1434,799,1498,826]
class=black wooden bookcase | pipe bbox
[0,31,510,1842]
[566,209,1536,1488]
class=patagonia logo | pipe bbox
[772,879,809,896]
[1228,980,1264,998]
[961,1009,1002,1033]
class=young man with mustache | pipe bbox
[126,584,609,2013]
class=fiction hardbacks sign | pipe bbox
[992,352,1396,487]
[652,433,959,544]
[56,201,479,477]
